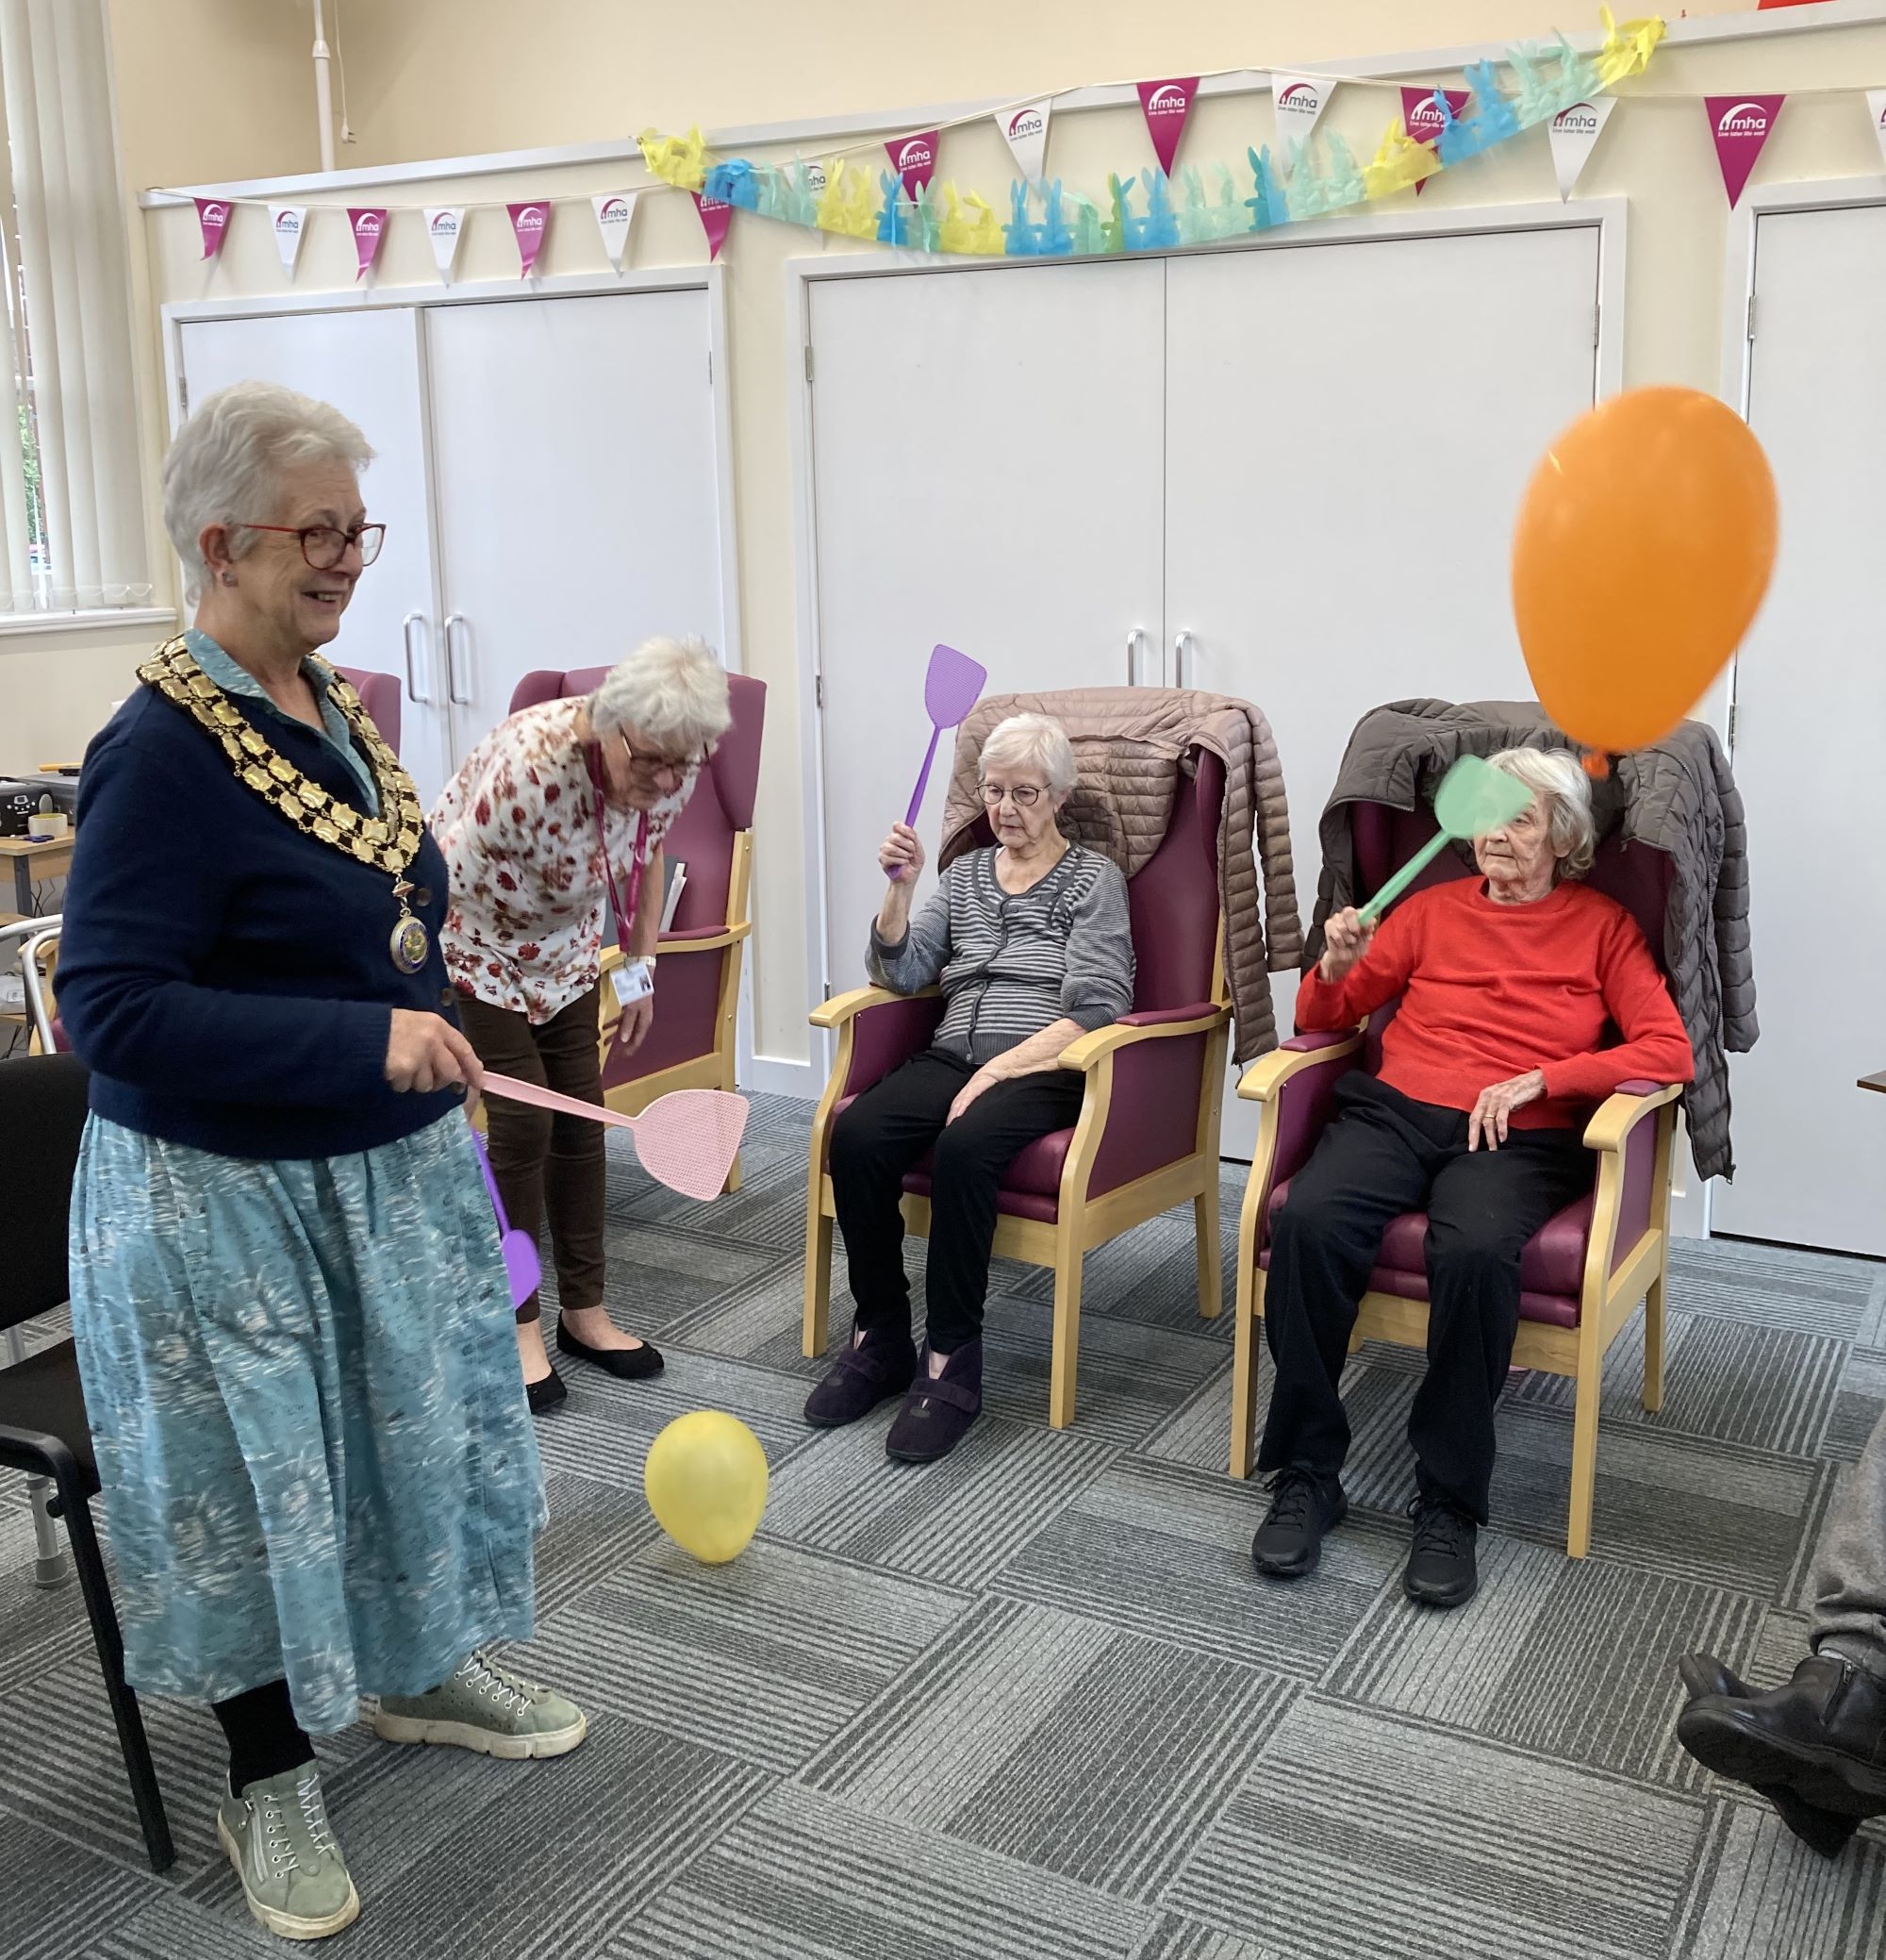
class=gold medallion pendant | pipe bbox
[139,638,433,973]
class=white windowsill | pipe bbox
[0,606,176,643]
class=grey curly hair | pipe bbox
[1485,746,1597,879]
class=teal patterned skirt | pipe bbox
[69,1109,545,1734]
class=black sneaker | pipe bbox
[1251,1468,1348,1579]
[1403,1496,1479,1608]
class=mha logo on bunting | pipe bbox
[1144,84,1187,118]
[1716,100,1772,137]
[273,208,300,239]
[1006,108,1044,141]
[598,197,630,223]
[1554,103,1600,136]
[1277,81,1320,109]
[513,205,545,233]
[893,136,933,173]
[429,210,458,239]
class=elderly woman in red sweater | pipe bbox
[1252,746,1694,1609]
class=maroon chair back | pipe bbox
[1348,793,1676,1075]
[505,665,766,935]
[335,666,400,756]
[506,665,765,1094]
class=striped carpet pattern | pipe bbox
[2,1090,1884,1958]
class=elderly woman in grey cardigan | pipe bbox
[806,713,1133,1462]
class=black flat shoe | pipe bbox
[1403,1495,1479,1609]
[526,1368,568,1416]
[1251,1469,1348,1579]
[1679,1653,1866,1856]
[555,1321,665,1379]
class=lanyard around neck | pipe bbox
[587,743,649,955]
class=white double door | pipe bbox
[174,285,726,807]
[1707,203,1886,1257]
[808,224,1603,1153]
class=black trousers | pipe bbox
[830,1047,1084,1353]
[1257,1075,1592,1523]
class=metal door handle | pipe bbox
[1126,628,1147,686]
[1174,629,1196,689]
[444,613,471,706]
[402,610,431,704]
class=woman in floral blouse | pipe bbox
[432,637,731,1412]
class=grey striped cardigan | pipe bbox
[867,845,1134,1066]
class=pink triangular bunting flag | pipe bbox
[194,196,232,260]
[1136,77,1199,175]
[693,192,732,261]
[885,130,939,196]
[1707,95,1785,208]
[507,200,551,277]
[1401,87,1472,195]
[349,207,388,281]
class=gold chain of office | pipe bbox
[137,636,425,876]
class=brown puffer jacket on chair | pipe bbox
[939,687,1302,1063]
[1306,697,1756,1180]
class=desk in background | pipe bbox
[0,833,73,915]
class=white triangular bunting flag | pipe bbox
[592,191,641,272]
[268,205,307,276]
[1547,97,1617,201]
[996,98,1052,184]
[424,207,465,283]
[1869,91,1886,172]
[1270,75,1332,171]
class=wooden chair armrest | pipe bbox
[809,984,940,1030]
[1582,1079,1684,1153]
[1235,1030,1365,1102]
[1057,1004,1231,1073]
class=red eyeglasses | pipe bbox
[240,522,386,570]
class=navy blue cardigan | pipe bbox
[58,678,463,1159]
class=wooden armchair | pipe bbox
[802,754,1232,1429]
[1229,796,1686,1558]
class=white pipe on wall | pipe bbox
[311,0,336,174]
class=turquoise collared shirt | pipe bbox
[185,626,379,815]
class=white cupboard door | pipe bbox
[806,258,1166,1000]
[1708,206,1886,1256]
[1165,224,1601,1154]
[175,308,450,803]
[423,289,724,761]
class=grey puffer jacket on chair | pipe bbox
[1306,698,1756,1181]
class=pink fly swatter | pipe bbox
[483,1074,749,1202]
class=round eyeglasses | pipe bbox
[980,782,1042,807]
[240,522,387,570]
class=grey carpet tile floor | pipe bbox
[4,1090,1886,1958]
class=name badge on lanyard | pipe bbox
[589,744,650,999]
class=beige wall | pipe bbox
[0,4,318,781]
[59,3,1886,1071]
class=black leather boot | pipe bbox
[1678,1652,1886,1825]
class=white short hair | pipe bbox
[978,713,1076,798]
[589,636,732,755]
[163,381,374,605]
[1485,745,1596,879]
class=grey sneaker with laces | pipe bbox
[372,1651,587,1759]
[216,1764,359,1942]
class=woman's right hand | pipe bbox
[1319,907,1376,984]
[879,822,926,882]
[385,1009,485,1096]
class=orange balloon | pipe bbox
[1511,387,1777,756]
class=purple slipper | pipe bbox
[885,1338,983,1464]
[804,1324,916,1429]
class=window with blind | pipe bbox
[0,0,149,616]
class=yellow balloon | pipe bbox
[642,1411,769,1564]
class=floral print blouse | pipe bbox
[430,697,691,1025]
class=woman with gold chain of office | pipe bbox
[56,381,579,1943]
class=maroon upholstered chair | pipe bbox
[1228,789,1685,1558]
[506,666,765,1189]
[334,666,400,756]
[802,746,1232,1431]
